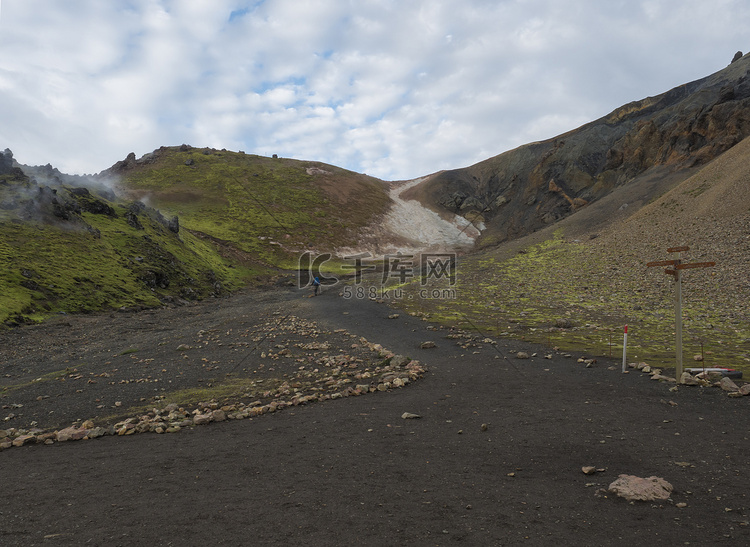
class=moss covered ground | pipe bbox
[0,182,262,325]
[1,147,390,326]
[389,230,750,374]
[119,147,390,270]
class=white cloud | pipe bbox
[0,0,748,180]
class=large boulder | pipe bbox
[608,474,673,501]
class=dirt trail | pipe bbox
[0,286,748,546]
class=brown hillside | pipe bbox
[415,136,750,373]
[404,52,750,246]
[590,132,750,315]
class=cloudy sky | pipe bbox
[0,0,747,181]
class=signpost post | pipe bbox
[646,247,715,382]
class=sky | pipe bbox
[0,0,748,181]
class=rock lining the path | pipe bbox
[0,347,427,451]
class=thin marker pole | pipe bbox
[675,267,683,380]
[622,325,628,373]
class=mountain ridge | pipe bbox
[403,52,750,246]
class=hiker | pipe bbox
[312,276,321,296]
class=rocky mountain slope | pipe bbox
[404,52,750,247]
[397,133,750,371]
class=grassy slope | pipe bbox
[116,147,391,270]
[0,201,259,325]
[1,147,391,326]
[393,137,750,373]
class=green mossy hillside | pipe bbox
[112,146,391,269]
[0,177,262,326]
[1,145,391,326]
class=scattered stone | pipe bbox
[390,355,410,367]
[420,341,436,349]
[720,377,740,392]
[211,409,227,422]
[88,427,107,439]
[56,426,87,442]
[652,374,676,382]
[516,352,529,359]
[555,318,573,329]
[697,370,724,381]
[401,412,422,419]
[193,414,212,425]
[12,434,35,447]
[480,423,488,431]
[388,314,400,319]
[607,474,673,501]
[693,354,704,362]
[582,466,597,475]
[740,384,750,396]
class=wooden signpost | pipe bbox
[646,246,715,382]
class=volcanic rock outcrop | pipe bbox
[408,52,750,245]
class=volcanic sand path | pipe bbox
[1,286,749,546]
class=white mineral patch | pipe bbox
[386,177,480,247]
[338,178,482,256]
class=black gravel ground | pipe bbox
[1,285,748,546]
